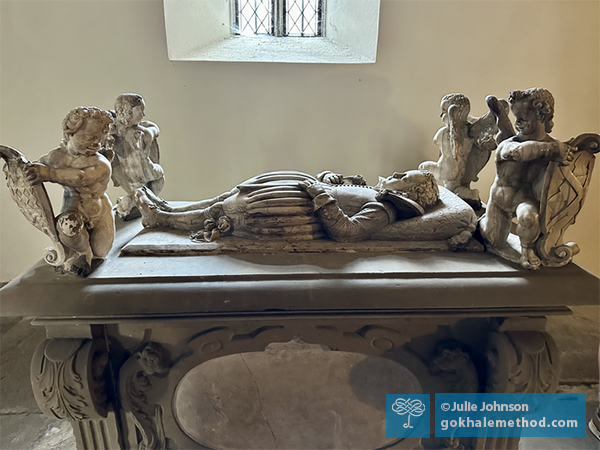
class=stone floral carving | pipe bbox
[31,338,109,422]
[419,94,507,209]
[107,93,165,221]
[134,170,477,248]
[124,343,171,450]
[485,330,560,395]
[479,88,599,269]
[1,106,115,277]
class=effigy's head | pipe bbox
[115,93,146,126]
[61,106,114,156]
[508,88,554,134]
[376,170,439,209]
[441,93,470,124]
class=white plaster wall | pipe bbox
[1,0,598,281]
[164,0,230,59]
[327,0,380,60]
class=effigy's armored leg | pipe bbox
[30,336,123,450]
[475,318,561,450]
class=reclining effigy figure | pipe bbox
[479,87,599,269]
[419,93,510,210]
[134,169,478,248]
[0,106,115,276]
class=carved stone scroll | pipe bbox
[475,329,561,450]
[31,338,109,421]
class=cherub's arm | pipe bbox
[139,120,160,141]
[498,139,573,163]
[27,158,111,187]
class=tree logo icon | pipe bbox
[392,398,426,429]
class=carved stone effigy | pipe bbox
[131,169,481,255]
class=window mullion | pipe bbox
[276,0,285,37]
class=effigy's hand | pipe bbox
[299,180,327,198]
[322,172,344,185]
[345,174,367,185]
[24,162,51,184]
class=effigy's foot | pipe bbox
[142,186,172,212]
[135,187,165,229]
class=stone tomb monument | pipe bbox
[1,88,599,449]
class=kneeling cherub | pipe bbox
[25,106,115,276]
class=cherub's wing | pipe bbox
[0,145,66,266]
[461,110,498,184]
[536,133,600,267]
[468,110,498,151]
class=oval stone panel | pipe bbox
[174,341,422,449]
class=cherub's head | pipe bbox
[376,170,439,209]
[508,88,554,136]
[441,93,470,125]
[115,93,145,126]
[61,106,113,156]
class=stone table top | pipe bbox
[1,219,598,319]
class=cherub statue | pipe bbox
[108,93,164,221]
[0,106,115,276]
[479,87,599,269]
[419,93,508,209]
[134,170,441,243]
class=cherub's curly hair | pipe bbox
[442,93,470,113]
[61,106,113,146]
[508,88,555,133]
[403,170,439,210]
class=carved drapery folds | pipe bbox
[31,338,109,421]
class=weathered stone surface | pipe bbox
[174,341,421,450]
[0,414,76,450]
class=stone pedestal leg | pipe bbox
[30,337,123,450]
[475,319,561,450]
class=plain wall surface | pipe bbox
[1,0,598,281]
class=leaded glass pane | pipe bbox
[235,0,274,36]
[284,0,322,37]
